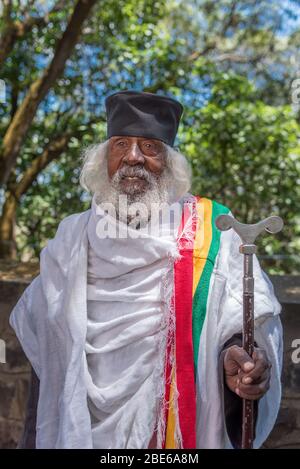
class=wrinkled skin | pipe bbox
[107,136,167,194]
[224,345,272,400]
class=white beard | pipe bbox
[94,166,172,229]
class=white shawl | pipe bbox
[9,195,283,448]
[84,196,180,448]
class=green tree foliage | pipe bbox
[0,0,299,273]
[180,73,300,273]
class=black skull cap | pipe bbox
[105,90,183,147]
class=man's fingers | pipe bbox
[235,388,264,400]
[224,345,271,400]
[225,346,255,373]
[241,349,271,384]
[241,368,269,385]
[241,361,270,384]
[236,375,270,398]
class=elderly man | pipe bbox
[10,90,282,449]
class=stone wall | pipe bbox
[263,302,300,448]
[0,275,299,449]
[0,281,31,448]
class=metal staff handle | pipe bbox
[215,214,283,449]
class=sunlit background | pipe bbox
[0,0,300,450]
[0,0,299,273]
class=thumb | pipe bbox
[226,346,255,373]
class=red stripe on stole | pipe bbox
[162,310,173,448]
[174,199,197,448]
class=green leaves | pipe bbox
[0,0,299,272]
[182,73,300,273]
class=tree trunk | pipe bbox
[0,121,96,260]
[0,192,17,259]
[0,0,97,187]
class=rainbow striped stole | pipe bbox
[162,195,230,449]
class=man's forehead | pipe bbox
[109,135,164,144]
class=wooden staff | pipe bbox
[215,214,283,448]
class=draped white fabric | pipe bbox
[84,196,181,448]
[9,195,283,448]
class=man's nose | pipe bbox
[123,143,145,165]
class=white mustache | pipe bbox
[116,165,152,182]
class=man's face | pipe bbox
[107,136,167,194]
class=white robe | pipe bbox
[84,196,180,448]
[9,194,283,448]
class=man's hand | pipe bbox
[224,345,271,400]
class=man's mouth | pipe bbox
[122,176,145,181]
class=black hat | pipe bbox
[105,90,183,147]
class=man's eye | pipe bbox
[117,141,126,147]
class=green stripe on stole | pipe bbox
[192,199,230,374]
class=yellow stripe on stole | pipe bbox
[165,360,177,448]
[192,198,213,296]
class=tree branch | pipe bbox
[187,0,239,62]
[14,118,100,198]
[0,0,65,70]
[14,133,74,198]
[0,0,97,188]
[215,52,266,64]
